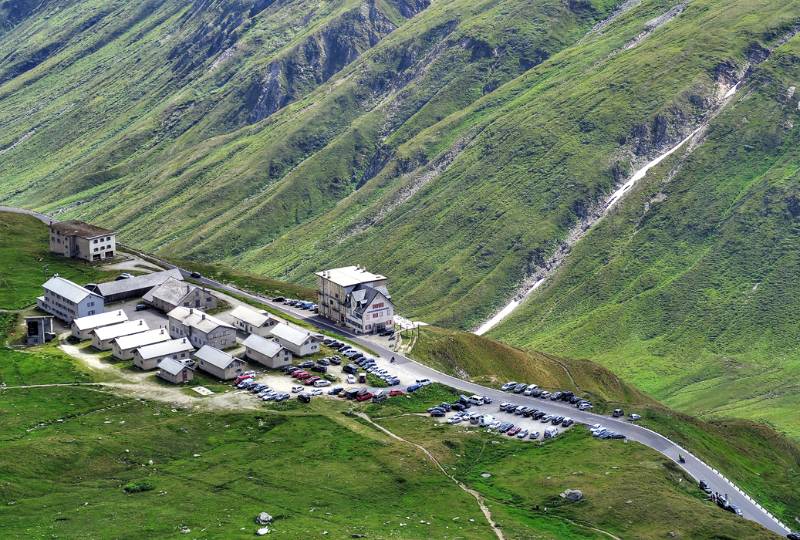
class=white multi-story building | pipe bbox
[49,220,115,262]
[315,266,394,334]
[37,276,104,323]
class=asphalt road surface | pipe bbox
[3,205,792,537]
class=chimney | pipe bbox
[189,308,193,314]
[201,314,205,320]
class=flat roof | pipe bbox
[93,269,183,297]
[72,310,128,331]
[315,266,387,287]
[243,334,284,357]
[115,328,170,351]
[93,320,149,341]
[50,220,113,238]
[43,276,99,304]
[136,338,193,360]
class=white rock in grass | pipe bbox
[256,527,270,536]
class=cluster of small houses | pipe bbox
[28,219,397,385]
[35,271,323,385]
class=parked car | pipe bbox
[273,297,286,303]
[507,426,521,436]
[329,356,342,365]
[529,431,540,440]
[388,389,405,397]
[612,408,624,417]
[539,391,551,399]
[115,273,133,280]
[356,392,374,402]
[298,393,311,403]
[523,385,539,396]
[628,413,641,421]
[501,381,518,391]
[190,271,202,279]
[561,417,574,427]
[313,379,331,387]
[291,385,303,393]
[407,384,422,393]
[134,303,148,311]
[517,429,529,439]
[513,383,527,393]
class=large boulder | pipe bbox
[256,512,273,525]
[560,489,583,502]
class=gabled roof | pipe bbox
[243,334,284,357]
[270,323,312,347]
[158,357,192,376]
[114,328,170,351]
[143,277,196,306]
[93,320,149,341]
[315,266,386,287]
[43,276,100,304]
[350,286,390,317]
[136,338,193,360]
[92,269,183,297]
[194,345,238,369]
[50,220,113,238]
[72,310,128,331]
[167,307,233,334]
[229,305,274,327]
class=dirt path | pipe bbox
[355,412,505,540]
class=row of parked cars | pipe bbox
[427,394,492,417]
[443,411,559,440]
[276,298,318,311]
[498,402,575,427]
[589,424,626,440]
[233,374,292,402]
[356,356,401,386]
[501,381,594,411]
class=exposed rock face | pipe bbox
[246,0,430,123]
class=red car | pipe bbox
[304,377,321,385]
[356,392,374,402]
[294,371,311,380]
[234,374,254,384]
[388,390,405,397]
[507,426,521,436]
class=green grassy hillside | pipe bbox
[409,325,655,410]
[493,32,800,438]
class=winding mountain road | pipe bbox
[1,205,792,537]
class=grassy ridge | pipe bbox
[409,325,655,410]
[493,32,800,437]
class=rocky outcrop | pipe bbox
[246,0,430,123]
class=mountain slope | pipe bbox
[492,33,800,437]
